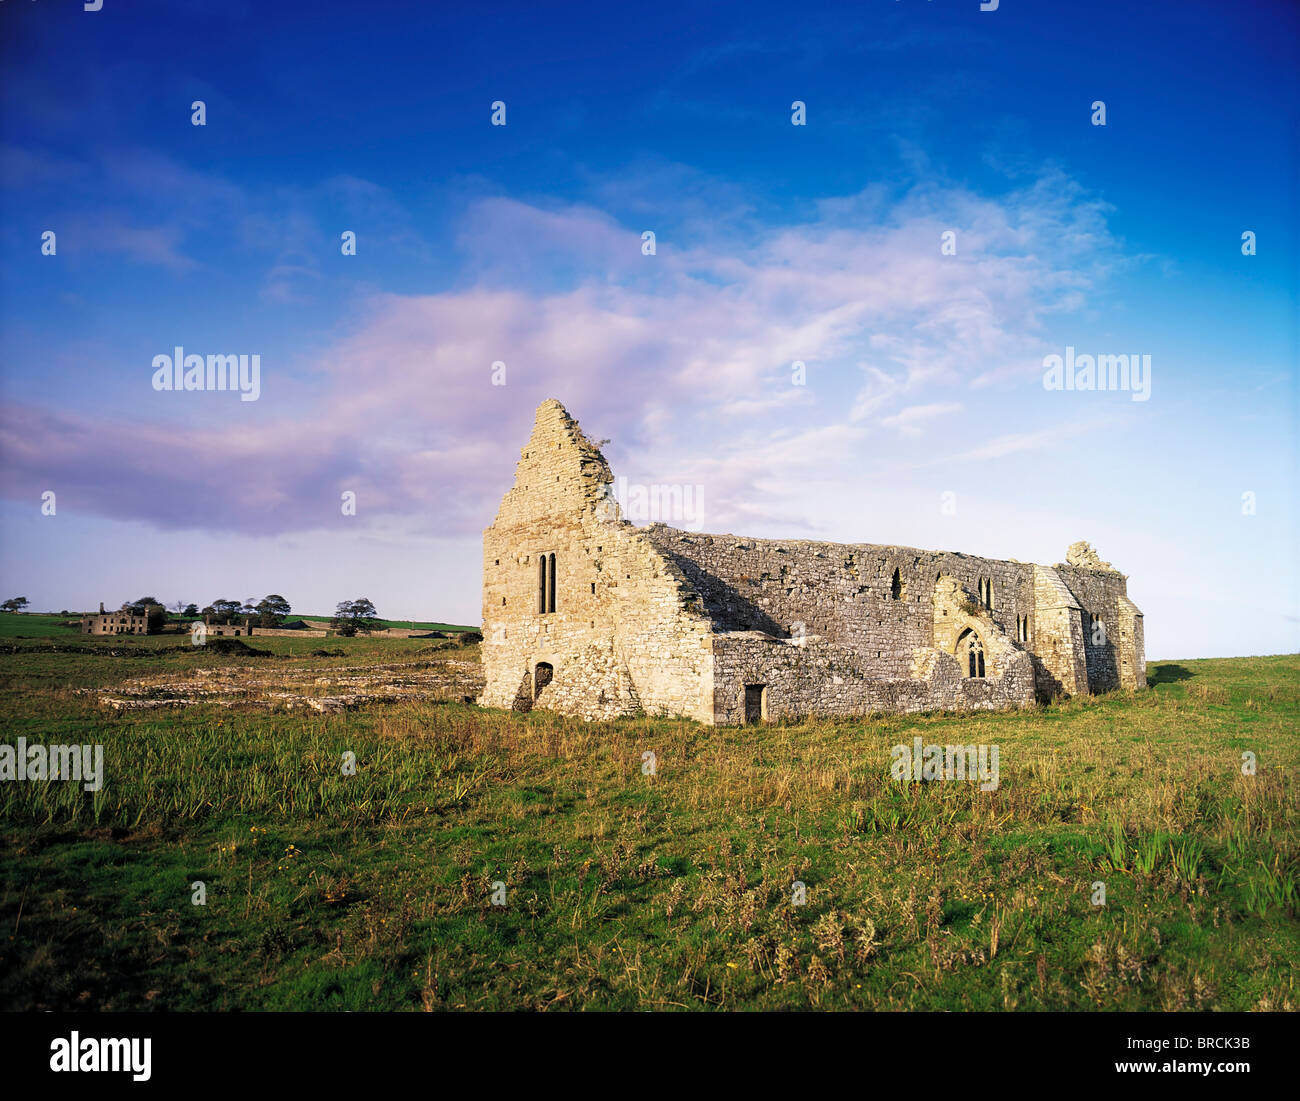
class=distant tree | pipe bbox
[331,598,381,637]
[207,598,242,625]
[183,603,199,617]
[1,597,29,613]
[255,594,291,628]
[125,598,166,634]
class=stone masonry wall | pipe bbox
[1124,599,1146,689]
[643,527,1039,720]
[1031,565,1088,697]
[479,400,1146,724]
[643,527,1037,661]
[708,633,1036,724]
[1055,563,1146,692]
[479,400,714,723]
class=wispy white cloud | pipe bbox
[0,166,1122,539]
[880,402,962,435]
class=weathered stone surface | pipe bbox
[480,401,1146,725]
[1065,541,1115,571]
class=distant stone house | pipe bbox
[479,400,1145,725]
[201,615,255,637]
[81,602,151,635]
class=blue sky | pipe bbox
[1,0,1296,657]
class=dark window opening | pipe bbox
[537,553,557,614]
[957,628,985,679]
[890,568,903,600]
[744,684,767,723]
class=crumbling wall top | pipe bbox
[1063,541,1118,572]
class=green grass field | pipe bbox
[297,617,477,633]
[0,630,1296,1012]
[0,613,84,639]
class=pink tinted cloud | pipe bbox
[0,171,1119,537]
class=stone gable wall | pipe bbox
[480,401,714,722]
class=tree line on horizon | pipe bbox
[177,595,382,635]
[3,594,385,636]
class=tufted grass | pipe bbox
[0,645,1296,1011]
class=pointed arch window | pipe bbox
[890,567,903,600]
[957,628,986,679]
[538,552,557,613]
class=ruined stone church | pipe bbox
[479,399,1145,724]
